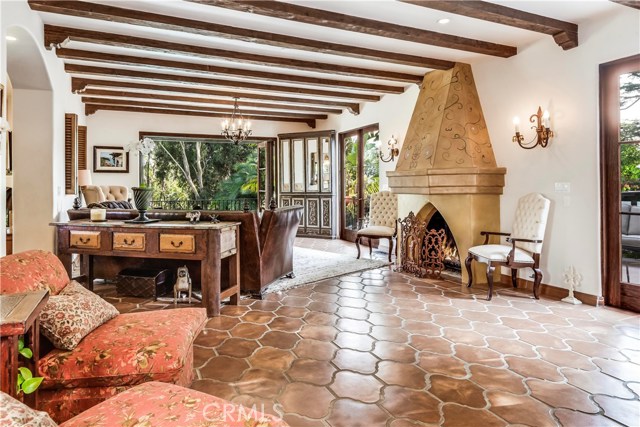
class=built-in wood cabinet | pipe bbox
[278,131,336,237]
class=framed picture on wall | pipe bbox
[93,146,129,173]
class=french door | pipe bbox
[601,54,640,312]
[339,124,379,242]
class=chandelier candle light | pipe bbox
[221,97,252,144]
[512,106,554,149]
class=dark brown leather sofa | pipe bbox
[67,206,303,295]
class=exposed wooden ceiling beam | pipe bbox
[140,131,275,143]
[84,104,317,128]
[65,64,381,102]
[56,48,406,94]
[81,97,328,120]
[28,0,453,69]
[189,0,516,58]
[45,25,423,83]
[610,0,640,10]
[400,1,578,50]
[72,77,360,114]
[82,89,344,115]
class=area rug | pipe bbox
[264,247,391,294]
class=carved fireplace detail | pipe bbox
[387,62,506,283]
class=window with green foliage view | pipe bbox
[144,139,258,210]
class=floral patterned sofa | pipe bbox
[0,250,208,423]
[2,381,288,427]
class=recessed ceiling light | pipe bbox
[437,18,451,25]
[6,35,17,41]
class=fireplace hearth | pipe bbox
[387,62,506,283]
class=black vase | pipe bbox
[128,187,157,223]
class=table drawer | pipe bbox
[159,234,195,254]
[70,231,101,249]
[113,232,146,251]
[220,228,236,254]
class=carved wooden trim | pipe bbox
[65,63,380,102]
[402,0,578,50]
[56,48,410,90]
[82,89,343,115]
[71,78,361,112]
[81,97,328,120]
[84,104,316,128]
[192,0,515,58]
[28,0,450,69]
[45,25,420,82]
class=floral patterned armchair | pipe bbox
[0,250,208,423]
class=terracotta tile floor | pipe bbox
[99,238,640,427]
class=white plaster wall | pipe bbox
[1,0,85,254]
[86,111,309,189]
[470,6,640,297]
[315,85,420,191]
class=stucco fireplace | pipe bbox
[387,62,506,283]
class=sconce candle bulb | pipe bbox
[379,135,400,163]
[512,106,554,149]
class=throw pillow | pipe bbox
[0,391,57,427]
[39,281,119,350]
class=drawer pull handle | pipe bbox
[171,240,183,248]
[78,237,92,244]
[123,238,136,246]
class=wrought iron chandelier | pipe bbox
[221,97,252,144]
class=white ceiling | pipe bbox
[9,0,629,123]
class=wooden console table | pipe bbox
[1,289,49,407]
[50,220,240,317]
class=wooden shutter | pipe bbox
[77,125,87,170]
[65,113,78,194]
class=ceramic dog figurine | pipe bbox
[186,211,201,224]
[173,266,192,304]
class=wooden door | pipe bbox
[339,125,379,242]
[601,54,640,312]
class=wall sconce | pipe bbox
[512,106,554,149]
[379,135,400,162]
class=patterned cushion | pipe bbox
[39,281,119,350]
[0,391,57,427]
[0,250,69,296]
[60,382,288,427]
[39,308,207,389]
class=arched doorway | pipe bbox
[5,26,54,254]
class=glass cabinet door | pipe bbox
[292,138,305,192]
[306,138,319,192]
[280,139,290,192]
[321,137,331,192]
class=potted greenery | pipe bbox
[16,337,43,395]
[126,137,159,223]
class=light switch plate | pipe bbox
[555,182,571,193]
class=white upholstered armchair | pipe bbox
[356,191,398,262]
[465,193,551,300]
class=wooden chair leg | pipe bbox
[533,267,543,299]
[387,237,393,262]
[355,237,362,259]
[511,269,518,288]
[465,254,474,288]
[486,263,495,301]
[368,238,373,256]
